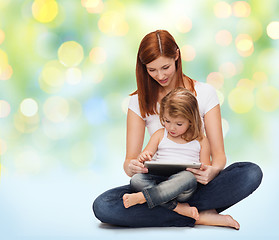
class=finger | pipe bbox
[187,168,202,175]
[199,164,208,171]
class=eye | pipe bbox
[163,66,170,70]
[177,123,182,126]
[147,68,155,72]
[165,119,170,123]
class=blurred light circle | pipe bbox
[219,62,237,78]
[98,11,129,36]
[14,112,40,133]
[176,16,192,33]
[206,72,224,89]
[58,41,84,67]
[215,30,232,46]
[0,49,8,64]
[43,96,69,122]
[82,0,104,13]
[66,67,82,85]
[0,139,7,155]
[256,86,279,112]
[181,45,196,61]
[214,1,232,18]
[267,21,279,39]
[40,60,66,89]
[81,0,99,8]
[232,1,251,18]
[20,98,39,117]
[0,64,13,80]
[0,100,11,118]
[235,34,254,57]
[237,78,255,91]
[252,72,268,86]
[89,47,107,64]
[228,87,254,113]
[32,0,59,23]
[0,29,5,44]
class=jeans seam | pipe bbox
[143,189,155,208]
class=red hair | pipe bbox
[131,30,196,118]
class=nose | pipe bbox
[157,71,164,80]
[170,124,176,131]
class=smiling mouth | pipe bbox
[159,78,168,84]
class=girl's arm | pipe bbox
[187,105,226,184]
[123,109,146,177]
[138,128,164,162]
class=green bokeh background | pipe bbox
[0,0,279,239]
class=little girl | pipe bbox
[123,87,211,220]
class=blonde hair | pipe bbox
[159,87,203,142]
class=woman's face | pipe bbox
[146,56,178,88]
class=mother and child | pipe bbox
[93,30,263,229]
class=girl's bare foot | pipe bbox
[123,192,146,208]
[196,209,240,230]
[173,203,199,220]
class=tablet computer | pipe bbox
[144,161,201,176]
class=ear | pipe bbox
[175,49,180,61]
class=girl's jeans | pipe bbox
[93,162,263,227]
[130,171,197,210]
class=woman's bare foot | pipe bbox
[173,203,199,220]
[196,209,240,230]
[123,192,146,208]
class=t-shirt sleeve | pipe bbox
[203,84,219,114]
[128,94,144,119]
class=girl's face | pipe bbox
[146,56,178,89]
[163,112,190,138]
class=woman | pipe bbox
[93,30,263,229]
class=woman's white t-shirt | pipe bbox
[128,82,219,136]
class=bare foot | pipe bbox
[123,192,146,208]
[196,209,240,230]
[173,203,199,220]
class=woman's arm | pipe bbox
[187,105,226,184]
[199,136,211,166]
[204,104,226,170]
[123,109,146,177]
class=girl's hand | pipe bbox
[187,164,221,185]
[138,150,153,162]
[128,159,148,176]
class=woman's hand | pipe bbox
[127,159,148,177]
[187,164,221,185]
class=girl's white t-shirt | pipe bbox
[128,82,219,136]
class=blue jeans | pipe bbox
[131,171,197,209]
[93,162,263,227]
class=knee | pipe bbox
[92,195,105,222]
[130,174,145,191]
[177,171,197,190]
[246,162,263,191]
